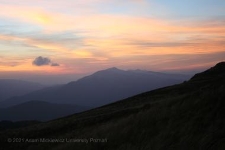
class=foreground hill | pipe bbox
[0,101,89,121]
[0,79,44,102]
[0,62,224,150]
[1,68,189,108]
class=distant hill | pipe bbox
[0,101,89,121]
[0,62,224,150]
[0,79,44,102]
[0,68,190,108]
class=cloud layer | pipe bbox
[0,0,225,74]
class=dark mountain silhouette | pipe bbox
[0,101,89,121]
[0,68,190,108]
[0,62,224,150]
[0,79,44,102]
[191,61,225,80]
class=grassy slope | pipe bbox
[0,63,225,150]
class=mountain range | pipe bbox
[0,79,44,102]
[0,67,190,108]
[0,62,224,150]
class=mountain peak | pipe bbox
[209,62,225,72]
[106,67,121,71]
[191,61,225,80]
[92,67,123,74]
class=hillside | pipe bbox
[0,68,189,108]
[0,62,224,150]
[0,101,89,121]
[0,79,44,102]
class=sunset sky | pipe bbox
[0,0,225,84]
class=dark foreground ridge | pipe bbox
[191,61,225,80]
[0,62,225,150]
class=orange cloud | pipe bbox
[0,34,69,53]
[0,56,66,74]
